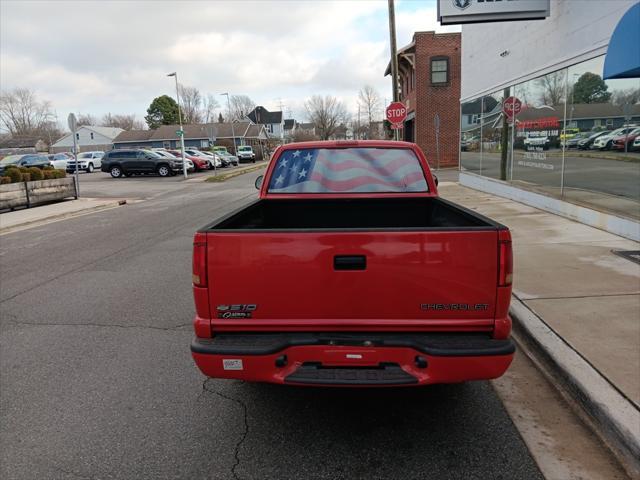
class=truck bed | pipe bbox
[206,197,498,231]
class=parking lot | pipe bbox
[73,163,259,199]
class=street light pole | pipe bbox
[221,93,236,155]
[168,72,187,179]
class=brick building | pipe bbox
[385,31,461,167]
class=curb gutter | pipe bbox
[510,296,640,478]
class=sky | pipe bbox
[0,0,459,127]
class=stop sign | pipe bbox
[502,96,522,120]
[386,102,407,124]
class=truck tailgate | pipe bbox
[206,230,498,331]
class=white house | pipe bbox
[246,106,284,140]
[51,126,124,153]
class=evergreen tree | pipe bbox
[572,73,611,104]
[145,95,179,129]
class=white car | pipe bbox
[236,145,256,163]
[66,151,104,173]
[591,126,637,150]
[47,153,71,169]
[184,149,222,168]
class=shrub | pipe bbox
[18,166,29,174]
[0,176,11,184]
[42,170,54,180]
[5,168,22,183]
[53,169,66,179]
[28,167,44,181]
[21,173,31,182]
[43,165,54,171]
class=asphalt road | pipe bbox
[0,170,542,480]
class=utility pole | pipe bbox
[388,0,400,141]
[167,72,187,179]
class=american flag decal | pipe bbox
[268,148,428,193]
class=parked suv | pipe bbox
[0,154,51,175]
[66,151,104,173]
[101,149,185,178]
[236,145,256,163]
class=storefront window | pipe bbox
[460,98,482,173]
[563,56,640,218]
[511,69,567,196]
[479,90,512,180]
[459,54,640,220]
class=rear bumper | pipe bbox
[191,332,515,387]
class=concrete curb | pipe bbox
[510,295,640,478]
[0,201,124,235]
[204,162,269,183]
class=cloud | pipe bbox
[1,0,458,125]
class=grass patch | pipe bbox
[205,162,268,183]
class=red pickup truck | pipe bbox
[191,140,514,386]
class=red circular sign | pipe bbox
[386,102,407,124]
[502,96,522,119]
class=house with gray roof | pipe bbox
[112,122,268,157]
[52,126,124,153]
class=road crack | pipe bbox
[200,378,249,480]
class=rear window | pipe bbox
[267,147,428,193]
[108,151,131,159]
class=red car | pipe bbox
[190,140,514,387]
[167,150,208,171]
[611,127,640,151]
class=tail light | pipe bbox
[498,230,513,287]
[192,232,207,287]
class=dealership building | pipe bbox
[455,0,639,238]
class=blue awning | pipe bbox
[603,2,640,79]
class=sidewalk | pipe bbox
[0,198,125,234]
[438,181,640,472]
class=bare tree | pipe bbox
[227,95,256,121]
[177,84,203,124]
[291,129,319,142]
[304,95,348,140]
[202,94,220,124]
[358,85,381,138]
[77,113,97,126]
[101,113,144,130]
[611,87,640,107]
[0,88,56,135]
[536,71,566,107]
